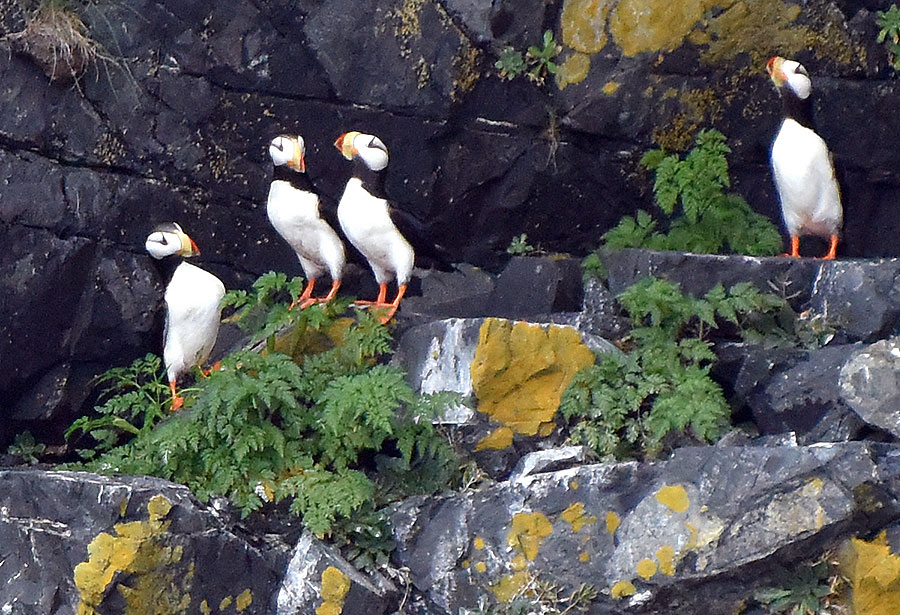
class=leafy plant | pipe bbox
[507,233,536,256]
[560,276,789,459]
[74,285,457,538]
[494,30,561,86]
[603,129,783,256]
[7,431,46,465]
[754,561,835,615]
[877,5,900,71]
[65,353,170,458]
[526,30,561,85]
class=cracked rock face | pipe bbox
[2,0,900,435]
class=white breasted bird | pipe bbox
[767,56,843,260]
[145,223,225,410]
[333,131,415,323]
[267,135,345,308]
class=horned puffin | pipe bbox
[767,56,843,260]
[267,135,345,308]
[145,223,225,410]
[333,131,415,323]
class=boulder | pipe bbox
[841,336,900,439]
[0,469,290,614]
[391,442,900,614]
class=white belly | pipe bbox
[267,181,345,279]
[337,179,414,285]
[163,262,225,381]
[771,119,843,238]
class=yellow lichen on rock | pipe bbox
[556,52,592,89]
[636,558,658,580]
[561,502,597,533]
[656,485,690,513]
[606,511,620,535]
[470,319,594,436]
[561,0,614,53]
[611,580,636,599]
[316,566,351,615]
[609,0,728,57]
[841,531,900,615]
[236,588,253,612]
[491,571,530,603]
[475,426,515,451]
[507,512,554,561]
[657,545,676,576]
[74,495,192,615]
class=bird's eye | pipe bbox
[797,65,809,77]
[273,140,284,151]
[159,234,168,245]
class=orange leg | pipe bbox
[371,284,408,324]
[169,380,184,412]
[300,279,342,308]
[201,361,222,377]
[780,235,800,258]
[354,282,388,306]
[290,278,316,310]
[822,234,838,260]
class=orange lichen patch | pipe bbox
[611,580,636,599]
[609,0,727,57]
[606,511,620,535]
[491,572,530,603]
[474,561,487,573]
[475,426,515,451]
[561,0,614,53]
[656,485,690,513]
[511,554,529,571]
[461,559,470,569]
[840,531,900,615]
[556,52,592,89]
[657,545,676,576]
[507,512,554,561]
[316,566,350,615]
[74,495,193,615]
[561,502,597,533]
[579,552,590,562]
[474,537,486,550]
[470,319,594,436]
[637,558,658,580]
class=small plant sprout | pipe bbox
[495,47,526,80]
[877,5,900,71]
[507,233,536,256]
[7,431,46,465]
[753,560,836,615]
[526,30,561,85]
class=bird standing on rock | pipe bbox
[767,55,843,260]
[145,223,225,411]
[334,131,415,323]
[267,134,345,308]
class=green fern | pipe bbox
[561,277,792,458]
[603,129,782,256]
[72,294,457,539]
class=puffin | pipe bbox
[766,56,843,260]
[333,131,415,323]
[145,223,225,410]
[267,135,345,308]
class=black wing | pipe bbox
[389,205,456,271]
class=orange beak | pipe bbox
[334,133,346,152]
[297,154,306,173]
[189,237,200,256]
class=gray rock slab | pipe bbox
[391,442,900,614]
[841,336,900,438]
[0,470,290,615]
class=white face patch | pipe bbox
[145,230,182,259]
[269,135,297,167]
[783,60,812,100]
[353,133,389,171]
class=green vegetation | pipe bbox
[560,276,788,459]
[507,233,537,256]
[7,431,46,465]
[461,578,597,615]
[877,5,900,71]
[495,30,561,86]
[753,560,836,615]
[67,273,457,540]
[603,129,782,256]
